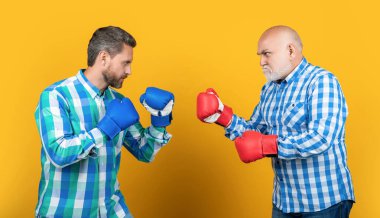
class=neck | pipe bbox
[276,56,304,82]
[293,55,303,68]
[286,56,304,76]
[83,67,108,92]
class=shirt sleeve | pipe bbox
[122,122,172,162]
[224,100,268,140]
[35,90,106,168]
[277,73,348,159]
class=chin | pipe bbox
[110,83,122,89]
[264,73,283,82]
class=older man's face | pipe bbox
[257,35,293,82]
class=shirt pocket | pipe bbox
[281,101,307,130]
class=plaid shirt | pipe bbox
[225,58,355,213]
[35,70,171,217]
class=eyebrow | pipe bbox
[257,49,269,55]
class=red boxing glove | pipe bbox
[196,88,233,127]
[234,131,278,163]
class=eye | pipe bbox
[263,52,271,57]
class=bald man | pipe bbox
[197,26,355,217]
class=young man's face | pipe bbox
[103,43,133,89]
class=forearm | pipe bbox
[225,114,266,140]
[123,122,172,162]
[39,126,104,168]
[277,117,344,160]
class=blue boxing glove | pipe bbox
[97,98,139,139]
[140,87,174,127]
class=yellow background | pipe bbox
[1,0,379,217]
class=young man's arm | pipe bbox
[35,90,105,168]
[122,123,171,162]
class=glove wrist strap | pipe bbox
[151,113,172,127]
[97,115,121,139]
[216,105,233,127]
[262,135,278,157]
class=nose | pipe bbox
[260,55,266,67]
[125,65,132,75]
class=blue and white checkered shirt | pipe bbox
[225,58,355,213]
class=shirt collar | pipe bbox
[283,57,308,84]
[76,69,107,99]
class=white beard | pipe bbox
[262,64,293,82]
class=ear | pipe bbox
[98,51,111,67]
[288,44,297,59]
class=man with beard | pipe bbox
[197,26,355,217]
[35,26,174,218]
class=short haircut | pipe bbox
[87,26,136,66]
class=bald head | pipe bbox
[259,26,303,52]
[257,26,304,82]
[259,25,303,53]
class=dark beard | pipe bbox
[102,68,123,89]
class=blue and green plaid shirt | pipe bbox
[35,70,171,218]
[225,58,355,213]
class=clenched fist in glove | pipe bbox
[234,131,278,163]
[98,98,140,139]
[196,88,233,127]
[140,87,174,127]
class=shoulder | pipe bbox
[305,65,343,96]
[309,65,339,87]
[42,75,77,93]
[39,75,77,105]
